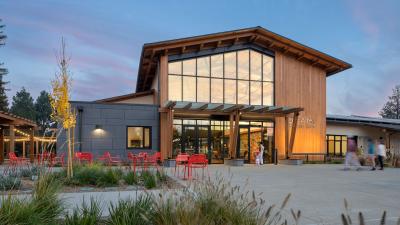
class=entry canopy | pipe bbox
[163,101,303,116]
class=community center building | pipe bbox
[57,26,400,163]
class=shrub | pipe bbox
[0,174,63,225]
[123,172,138,185]
[97,169,123,187]
[0,175,21,191]
[65,197,102,225]
[156,170,167,183]
[107,195,153,225]
[141,171,156,189]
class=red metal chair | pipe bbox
[37,151,51,165]
[143,152,160,171]
[127,152,138,173]
[75,152,93,164]
[6,152,30,174]
[186,154,209,180]
[174,153,189,178]
[50,153,65,167]
[98,151,122,166]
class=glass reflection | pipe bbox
[224,52,236,79]
[237,50,249,80]
[263,55,274,81]
[168,61,181,75]
[224,79,236,104]
[263,82,273,106]
[250,81,262,105]
[183,59,196,75]
[211,54,223,78]
[251,51,262,81]
[168,75,181,101]
[167,49,274,105]
[211,78,223,103]
[197,77,210,102]
[183,76,196,101]
[237,80,249,104]
[197,56,210,77]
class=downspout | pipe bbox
[77,106,83,152]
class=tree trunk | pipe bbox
[67,128,73,178]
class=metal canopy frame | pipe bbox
[161,101,303,160]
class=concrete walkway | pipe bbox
[204,164,400,225]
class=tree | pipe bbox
[50,38,76,178]
[0,19,9,111]
[380,85,400,119]
[10,87,36,120]
[35,90,52,132]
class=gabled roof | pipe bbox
[136,26,352,92]
[95,89,154,103]
[327,114,400,132]
[0,111,37,127]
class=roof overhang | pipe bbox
[136,26,352,92]
[0,111,37,128]
[95,89,154,103]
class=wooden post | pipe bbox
[22,141,26,158]
[228,113,234,158]
[9,125,15,153]
[0,127,4,164]
[35,140,39,155]
[285,116,289,159]
[288,112,299,158]
[29,128,34,162]
[232,110,240,158]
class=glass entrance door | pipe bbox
[238,125,262,163]
[182,126,196,155]
[182,125,211,160]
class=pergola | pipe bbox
[161,101,303,159]
[0,111,37,164]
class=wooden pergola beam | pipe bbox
[288,112,300,158]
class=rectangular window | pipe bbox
[211,78,223,103]
[127,126,151,149]
[251,50,262,81]
[224,52,236,79]
[263,82,273,106]
[224,79,236,104]
[182,76,196,101]
[237,80,249,104]
[237,50,249,80]
[168,61,182,75]
[211,54,223,78]
[197,56,210,77]
[182,59,196,75]
[197,77,210,102]
[263,55,274,81]
[250,81,262,105]
[168,75,182,101]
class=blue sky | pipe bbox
[0,0,399,116]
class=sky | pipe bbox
[0,0,399,117]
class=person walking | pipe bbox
[258,142,264,165]
[344,137,362,170]
[377,139,386,170]
[367,138,376,170]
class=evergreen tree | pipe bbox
[35,90,52,131]
[379,85,400,119]
[10,87,36,120]
[0,19,9,111]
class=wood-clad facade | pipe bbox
[149,27,350,161]
[275,52,327,159]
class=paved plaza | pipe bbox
[206,164,400,225]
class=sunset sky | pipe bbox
[0,0,399,117]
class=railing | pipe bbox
[290,153,327,162]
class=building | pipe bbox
[58,26,356,163]
[326,115,400,157]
